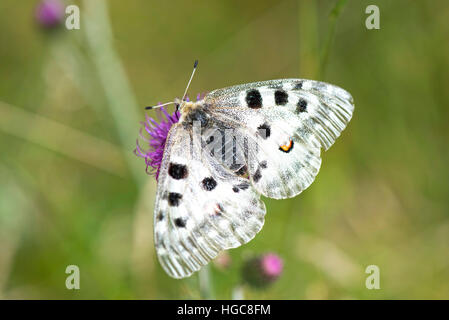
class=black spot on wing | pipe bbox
[174,217,186,228]
[168,192,182,207]
[296,99,308,113]
[253,168,262,183]
[245,89,262,109]
[260,160,268,169]
[257,123,271,139]
[168,163,188,180]
[157,211,164,221]
[274,89,288,106]
[202,177,217,191]
[293,81,303,90]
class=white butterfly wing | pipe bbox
[204,79,354,199]
[154,124,266,278]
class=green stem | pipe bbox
[298,0,320,78]
[82,0,144,186]
[198,265,214,299]
[319,0,348,79]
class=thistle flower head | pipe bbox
[134,93,206,180]
[35,0,64,28]
[135,106,180,181]
[135,94,207,181]
[242,253,283,288]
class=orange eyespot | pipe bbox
[279,140,293,153]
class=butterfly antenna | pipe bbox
[182,60,198,101]
[145,60,198,111]
[145,101,175,110]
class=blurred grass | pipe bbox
[0,0,448,299]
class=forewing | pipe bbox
[204,79,354,199]
[154,124,266,279]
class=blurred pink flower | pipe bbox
[214,252,232,270]
[242,253,283,288]
[261,253,283,279]
[35,0,64,28]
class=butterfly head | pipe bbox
[175,97,201,114]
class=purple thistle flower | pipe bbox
[35,0,64,28]
[135,106,180,181]
[242,253,283,288]
[135,94,207,181]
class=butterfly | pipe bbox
[138,61,354,279]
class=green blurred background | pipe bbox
[0,0,448,299]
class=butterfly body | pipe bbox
[146,78,354,279]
